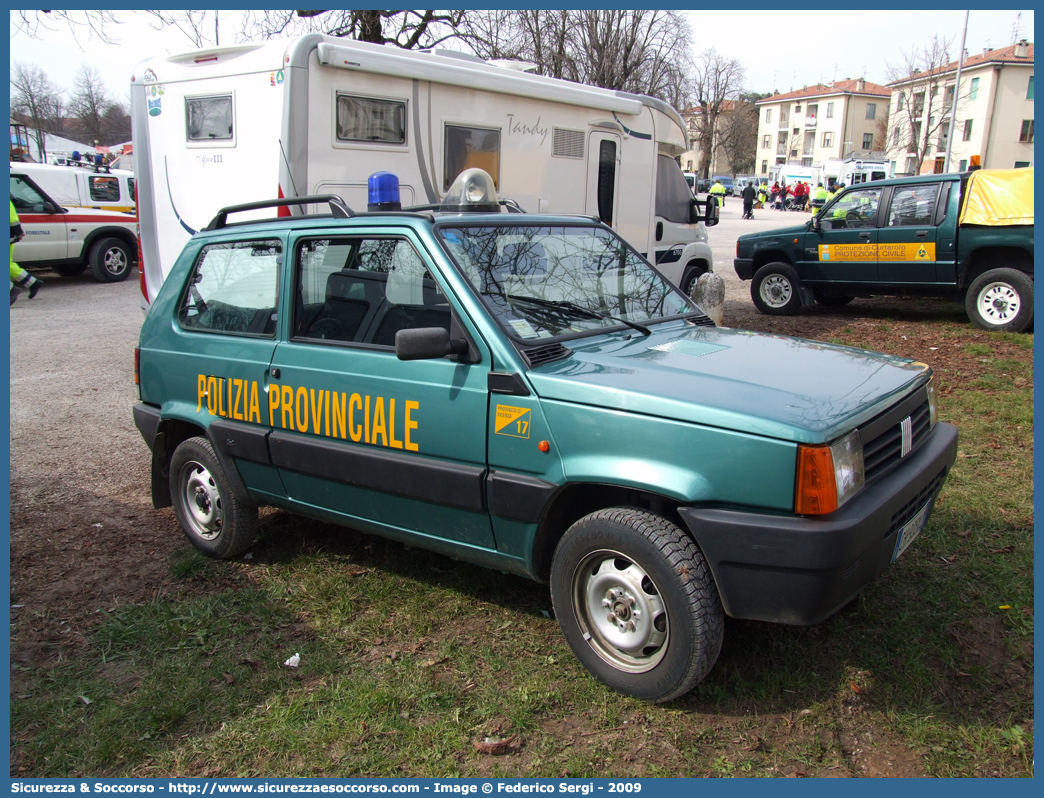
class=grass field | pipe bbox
[10,302,1033,778]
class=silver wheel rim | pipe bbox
[571,549,669,674]
[179,460,223,541]
[103,247,128,276]
[977,281,1020,326]
[759,274,793,308]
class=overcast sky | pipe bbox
[9,9,1035,104]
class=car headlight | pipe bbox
[795,430,865,515]
[926,378,938,429]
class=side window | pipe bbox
[10,176,50,212]
[444,124,500,190]
[820,187,882,230]
[887,184,940,227]
[293,237,450,347]
[89,175,121,202]
[186,94,233,141]
[128,177,136,202]
[335,94,406,144]
[178,239,281,337]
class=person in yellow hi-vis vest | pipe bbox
[10,200,42,305]
[709,179,726,208]
[810,183,829,217]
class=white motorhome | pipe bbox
[821,157,894,188]
[12,161,136,214]
[131,36,715,303]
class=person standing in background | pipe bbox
[10,200,42,305]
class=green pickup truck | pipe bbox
[734,168,1034,332]
[134,168,957,702]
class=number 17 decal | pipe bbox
[494,405,532,439]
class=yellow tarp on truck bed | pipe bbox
[959,167,1034,226]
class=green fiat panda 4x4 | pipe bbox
[135,169,957,702]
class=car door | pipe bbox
[10,174,68,262]
[162,234,288,501]
[268,227,496,549]
[800,185,883,286]
[877,182,943,285]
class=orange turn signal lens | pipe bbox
[794,445,837,515]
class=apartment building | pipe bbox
[753,79,892,177]
[886,40,1034,174]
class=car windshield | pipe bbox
[437,223,695,342]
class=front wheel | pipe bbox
[751,262,802,315]
[88,237,132,283]
[681,263,707,297]
[169,436,259,558]
[550,508,724,702]
[966,268,1033,332]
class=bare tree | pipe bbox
[687,49,745,178]
[885,34,959,174]
[240,10,465,48]
[716,92,769,177]
[11,63,65,161]
[145,11,223,48]
[459,10,690,104]
[68,67,129,147]
[10,10,122,44]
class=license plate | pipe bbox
[892,501,931,562]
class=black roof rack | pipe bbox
[203,195,354,231]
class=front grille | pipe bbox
[886,468,947,537]
[861,398,931,483]
[522,342,572,368]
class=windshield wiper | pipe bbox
[505,293,651,336]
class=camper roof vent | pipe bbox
[422,48,486,65]
[553,128,584,159]
[488,60,538,72]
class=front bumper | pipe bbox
[678,421,958,625]
[734,258,754,280]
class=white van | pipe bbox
[12,161,136,214]
[131,36,717,304]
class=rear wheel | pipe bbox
[169,437,258,559]
[88,237,132,283]
[550,507,724,702]
[751,262,801,315]
[966,268,1033,332]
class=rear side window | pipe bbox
[179,239,281,337]
[293,237,450,347]
[88,175,121,202]
[335,94,406,144]
[887,184,940,227]
[128,177,136,202]
[445,125,500,190]
[186,94,233,141]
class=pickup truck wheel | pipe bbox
[812,290,854,307]
[550,507,723,702]
[966,268,1033,332]
[52,264,88,277]
[88,237,132,283]
[169,437,258,559]
[751,263,801,315]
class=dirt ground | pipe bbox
[9,255,1033,777]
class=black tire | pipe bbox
[52,263,88,277]
[169,436,258,559]
[550,507,724,703]
[965,268,1034,332]
[751,262,802,315]
[681,263,707,297]
[812,290,854,308]
[88,237,132,283]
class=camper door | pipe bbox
[587,132,621,227]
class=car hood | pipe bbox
[738,224,809,245]
[527,323,929,444]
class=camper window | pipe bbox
[335,95,406,145]
[89,176,121,202]
[186,94,233,142]
[444,125,501,190]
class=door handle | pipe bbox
[915,231,927,238]
[858,232,871,240]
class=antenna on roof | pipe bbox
[1012,11,1021,44]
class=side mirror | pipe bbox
[395,327,469,361]
[703,197,720,227]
